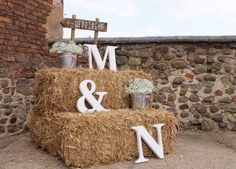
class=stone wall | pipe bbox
[0,0,53,138]
[0,78,34,138]
[2,16,236,138]
[76,37,236,131]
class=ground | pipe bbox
[0,130,236,169]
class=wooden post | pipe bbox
[94,18,99,45]
[70,15,76,41]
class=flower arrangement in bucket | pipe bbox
[126,78,154,110]
[50,41,88,68]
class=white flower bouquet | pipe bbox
[126,78,154,94]
[50,41,87,56]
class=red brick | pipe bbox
[0,28,9,33]
[14,72,34,78]
[0,0,53,79]
[0,34,5,39]
[27,24,37,30]
[15,54,29,62]
[9,30,23,36]
[4,40,19,46]
[22,2,35,10]
[5,25,20,31]
[5,35,18,41]
[0,23,5,28]
[12,10,25,17]
[38,26,47,33]
[2,55,15,62]
[0,16,12,23]
[28,0,38,7]
[0,0,7,5]
[25,13,37,20]
[15,21,27,28]
[18,17,30,24]
[7,2,14,8]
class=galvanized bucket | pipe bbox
[59,52,77,68]
[131,93,150,110]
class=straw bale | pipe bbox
[33,68,151,116]
[27,109,61,155]
[28,108,178,168]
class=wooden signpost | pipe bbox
[60,15,108,44]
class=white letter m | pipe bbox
[85,44,118,71]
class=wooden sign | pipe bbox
[60,15,108,44]
[61,18,107,32]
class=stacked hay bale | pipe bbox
[27,68,178,168]
[32,68,152,116]
[59,109,177,167]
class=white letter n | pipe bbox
[131,124,165,164]
[85,44,118,71]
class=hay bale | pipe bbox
[27,109,61,155]
[28,108,178,168]
[33,68,151,116]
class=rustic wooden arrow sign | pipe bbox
[60,15,108,44]
[61,18,107,32]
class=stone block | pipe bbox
[142,57,154,68]
[189,94,200,102]
[0,79,9,88]
[173,77,185,84]
[201,118,217,131]
[171,59,187,69]
[202,96,215,103]
[154,62,169,71]
[16,78,34,95]
[212,115,223,122]
[204,75,216,82]
[7,125,18,133]
[0,126,5,134]
[128,57,141,66]
[220,97,232,104]
[196,104,208,114]
[116,56,128,65]
[194,65,207,74]
[180,111,189,118]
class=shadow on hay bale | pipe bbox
[27,109,178,168]
[33,68,152,116]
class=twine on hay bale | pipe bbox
[33,68,151,116]
[27,108,178,168]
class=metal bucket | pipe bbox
[131,93,150,110]
[59,52,77,68]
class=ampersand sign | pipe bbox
[76,80,108,113]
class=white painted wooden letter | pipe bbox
[77,80,108,113]
[131,124,165,164]
[85,44,118,71]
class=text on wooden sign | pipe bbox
[61,18,107,32]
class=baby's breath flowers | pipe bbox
[126,78,154,94]
[50,41,88,56]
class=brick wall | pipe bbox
[0,0,53,138]
[0,0,53,78]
